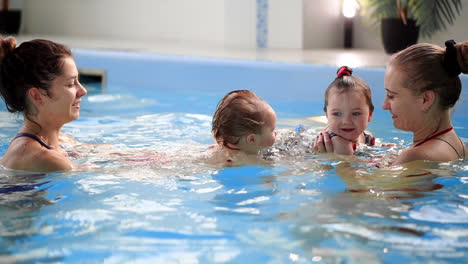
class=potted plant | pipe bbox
[0,0,21,34]
[358,0,463,54]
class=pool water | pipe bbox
[1,51,468,263]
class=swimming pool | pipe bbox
[1,49,467,263]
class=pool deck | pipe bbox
[15,34,390,69]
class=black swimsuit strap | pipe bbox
[432,137,464,160]
[14,133,52,150]
[458,137,466,161]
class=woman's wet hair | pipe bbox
[0,37,72,116]
[323,66,374,113]
[389,40,468,110]
[212,90,270,149]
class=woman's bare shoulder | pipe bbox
[2,139,72,172]
[31,148,73,172]
[395,140,462,164]
[393,147,431,165]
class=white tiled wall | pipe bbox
[269,0,303,49]
[22,0,225,44]
[15,0,468,50]
[224,0,255,48]
[303,0,343,49]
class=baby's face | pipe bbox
[325,89,372,142]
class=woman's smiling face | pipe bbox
[41,57,87,124]
[382,66,425,132]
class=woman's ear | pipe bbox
[246,133,256,145]
[28,87,45,107]
[421,90,436,112]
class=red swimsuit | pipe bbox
[413,126,465,160]
[413,127,453,147]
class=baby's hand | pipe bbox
[329,134,355,156]
[313,131,354,156]
[313,132,334,153]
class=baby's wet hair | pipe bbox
[212,90,270,149]
[323,66,374,113]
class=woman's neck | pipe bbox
[412,111,452,143]
[21,118,62,148]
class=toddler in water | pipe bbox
[313,66,376,155]
[210,90,277,165]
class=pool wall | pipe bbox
[0,48,466,117]
[73,49,468,118]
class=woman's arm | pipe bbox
[59,132,79,145]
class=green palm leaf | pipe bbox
[358,0,463,38]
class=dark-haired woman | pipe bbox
[383,40,467,164]
[0,37,87,172]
